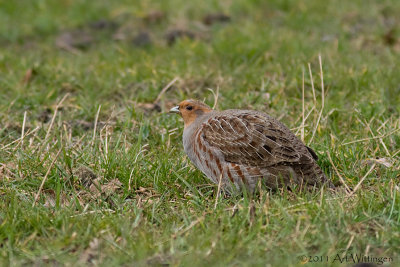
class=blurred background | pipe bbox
[1,0,400,117]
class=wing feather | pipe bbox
[200,112,314,167]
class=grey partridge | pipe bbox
[170,99,334,192]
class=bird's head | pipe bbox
[170,99,212,127]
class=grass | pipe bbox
[1,0,400,266]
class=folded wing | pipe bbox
[200,111,315,168]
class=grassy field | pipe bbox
[1,0,400,266]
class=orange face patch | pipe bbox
[177,100,212,128]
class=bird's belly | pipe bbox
[184,138,278,192]
[184,145,221,184]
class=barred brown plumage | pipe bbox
[170,99,334,192]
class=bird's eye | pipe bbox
[186,106,193,111]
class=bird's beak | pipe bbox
[169,106,180,114]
